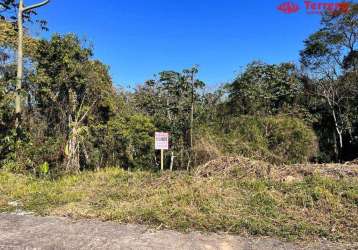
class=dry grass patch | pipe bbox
[0,165,357,242]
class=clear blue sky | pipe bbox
[32,0,324,88]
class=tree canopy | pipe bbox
[0,2,357,175]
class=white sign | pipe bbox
[155,132,169,150]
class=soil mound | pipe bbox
[195,156,358,181]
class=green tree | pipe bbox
[300,3,358,161]
[0,19,37,166]
[134,67,205,169]
[29,34,116,171]
[227,62,304,116]
[0,54,16,163]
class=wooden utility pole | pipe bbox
[15,0,50,128]
[15,0,24,128]
[188,66,198,172]
[189,71,194,149]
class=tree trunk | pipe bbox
[186,153,191,172]
[170,151,174,171]
[65,114,80,172]
[337,130,343,149]
[190,101,194,149]
[180,137,183,167]
[166,95,172,121]
[332,131,339,161]
[65,131,80,172]
[331,108,343,161]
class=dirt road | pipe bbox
[0,214,355,250]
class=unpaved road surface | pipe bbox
[0,214,355,250]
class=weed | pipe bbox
[0,167,357,242]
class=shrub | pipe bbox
[196,115,318,164]
[264,116,318,164]
[89,113,155,169]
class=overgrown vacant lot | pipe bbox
[0,160,357,243]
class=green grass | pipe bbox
[0,168,357,242]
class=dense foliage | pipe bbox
[0,2,357,174]
[300,4,358,161]
[196,116,318,165]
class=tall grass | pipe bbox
[0,167,357,242]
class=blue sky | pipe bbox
[31,0,324,88]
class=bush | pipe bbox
[264,116,318,164]
[89,113,155,169]
[196,115,318,164]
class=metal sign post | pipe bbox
[155,132,169,171]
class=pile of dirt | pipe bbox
[295,163,358,178]
[195,156,358,181]
[345,158,358,165]
[194,156,272,179]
